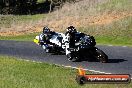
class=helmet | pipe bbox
[67,26,76,32]
[43,26,50,34]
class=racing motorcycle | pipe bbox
[34,26,108,63]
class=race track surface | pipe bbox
[0,40,132,75]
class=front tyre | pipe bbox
[45,48,50,53]
[95,48,108,63]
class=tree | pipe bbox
[0,0,37,14]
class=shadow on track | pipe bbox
[69,58,127,63]
[78,58,127,63]
[46,52,128,63]
[108,59,127,63]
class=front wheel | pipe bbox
[45,48,50,53]
[94,48,108,63]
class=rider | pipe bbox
[65,26,77,48]
[65,26,78,61]
[39,26,54,46]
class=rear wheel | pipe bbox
[95,48,108,63]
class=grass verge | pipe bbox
[0,32,131,47]
[0,55,132,88]
[95,36,132,46]
[0,32,40,41]
[0,32,131,46]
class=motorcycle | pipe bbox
[34,28,108,63]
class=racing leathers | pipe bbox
[39,31,55,46]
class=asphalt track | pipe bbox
[0,40,132,75]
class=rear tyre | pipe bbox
[95,48,108,63]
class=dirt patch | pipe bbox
[0,11,132,36]
[46,11,132,30]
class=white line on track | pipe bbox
[122,46,127,47]
[108,45,113,46]
[61,65,112,74]
[97,44,129,48]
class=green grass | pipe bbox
[0,32,40,41]
[97,0,132,12]
[95,36,132,46]
[0,14,46,28]
[0,55,132,88]
[0,28,131,46]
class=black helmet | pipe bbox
[67,26,76,32]
[43,26,50,33]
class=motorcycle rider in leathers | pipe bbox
[65,26,77,61]
[65,26,77,48]
[39,26,55,46]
